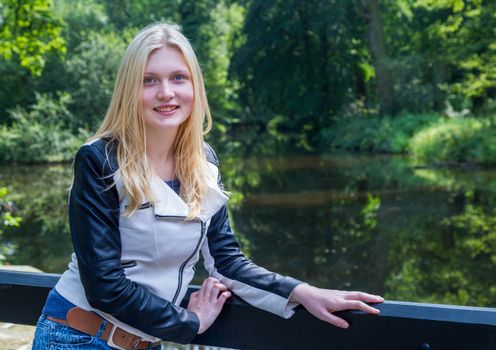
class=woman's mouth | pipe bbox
[154,105,179,113]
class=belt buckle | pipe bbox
[107,324,140,350]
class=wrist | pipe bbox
[289,283,313,303]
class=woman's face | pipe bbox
[141,46,194,135]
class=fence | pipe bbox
[0,269,495,349]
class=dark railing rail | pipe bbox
[1,269,495,349]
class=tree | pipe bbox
[0,0,66,76]
[363,0,397,115]
[380,0,496,113]
[230,0,368,149]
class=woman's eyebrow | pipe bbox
[143,70,190,76]
[171,70,191,76]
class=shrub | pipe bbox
[0,93,89,163]
[410,117,496,165]
[320,113,442,153]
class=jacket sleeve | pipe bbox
[201,144,303,318]
[70,144,199,344]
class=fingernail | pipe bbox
[342,323,349,329]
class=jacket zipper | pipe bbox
[124,202,153,210]
[155,215,205,304]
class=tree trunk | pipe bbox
[364,0,396,116]
[432,61,447,112]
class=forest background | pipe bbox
[1,0,496,164]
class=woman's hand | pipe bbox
[289,284,384,329]
[187,277,231,334]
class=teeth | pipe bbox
[155,106,177,112]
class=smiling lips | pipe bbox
[154,105,179,113]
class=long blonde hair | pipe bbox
[89,23,213,219]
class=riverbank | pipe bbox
[2,113,496,167]
[320,113,496,167]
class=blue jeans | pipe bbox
[32,314,162,350]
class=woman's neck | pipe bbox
[145,128,178,180]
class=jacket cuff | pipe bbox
[174,309,200,344]
[281,280,307,318]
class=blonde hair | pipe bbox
[89,23,213,219]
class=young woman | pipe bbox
[32,23,383,350]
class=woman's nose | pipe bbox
[157,81,174,100]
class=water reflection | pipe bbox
[0,164,73,272]
[220,154,496,308]
[0,153,495,309]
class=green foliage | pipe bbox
[2,0,496,164]
[55,0,109,49]
[0,93,89,163]
[410,117,496,165]
[0,59,36,124]
[320,113,442,153]
[101,0,180,30]
[64,30,129,130]
[0,187,21,263]
[0,0,66,76]
[0,165,73,271]
[0,0,244,158]
[383,0,496,112]
[386,201,496,306]
[322,113,496,166]
[185,2,245,125]
[230,0,367,147]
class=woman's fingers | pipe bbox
[341,300,380,314]
[189,291,199,301]
[320,311,349,329]
[345,291,384,303]
[199,278,215,300]
[340,291,383,314]
[199,278,229,302]
[187,279,231,334]
[290,286,384,330]
[321,299,378,328]
[217,291,231,306]
[214,282,227,292]
[199,277,218,291]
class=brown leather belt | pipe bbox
[47,307,161,350]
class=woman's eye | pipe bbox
[172,74,185,81]
[143,77,157,85]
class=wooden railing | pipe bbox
[1,269,495,349]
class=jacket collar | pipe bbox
[152,163,228,221]
[116,162,228,222]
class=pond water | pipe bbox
[1,153,495,311]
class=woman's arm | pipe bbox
[202,143,383,328]
[202,205,383,325]
[70,143,200,343]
